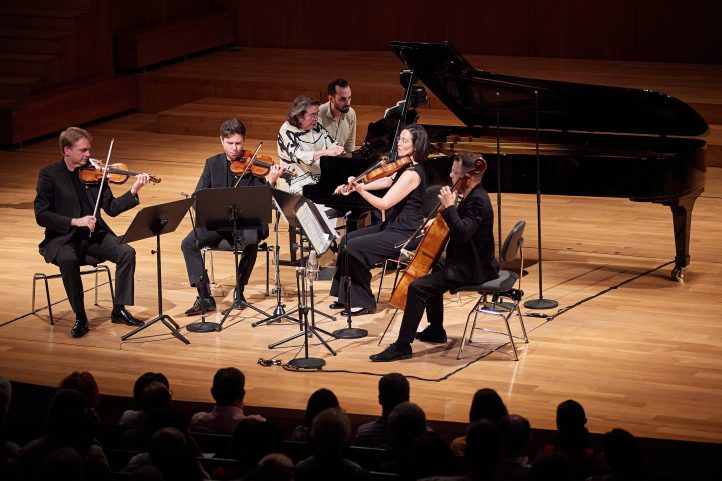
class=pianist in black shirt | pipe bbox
[329,125,429,316]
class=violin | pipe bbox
[79,160,161,185]
[229,149,296,181]
[334,155,413,195]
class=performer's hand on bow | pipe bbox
[420,217,433,234]
[130,173,150,196]
[438,186,456,209]
[72,215,97,233]
[347,177,364,194]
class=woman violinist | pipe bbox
[180,119,283,316]
[370,151,499,362]
[328,124,430,316]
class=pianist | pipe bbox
[277,95,345,194]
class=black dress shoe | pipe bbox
[340,307,375,317]
[185,297,217,316]
[329,301,346,310]
[233,288,248,309]
[111,308,145,327]
[415,326,448,343]
[370,342,412,362]
[71,318,89,338]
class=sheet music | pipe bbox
[315,203,341,239]
[296,202,333,255]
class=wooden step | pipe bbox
[0,7,86,31]
[0,30,75,55]
[0,74,43,98]
[0,52,63,85]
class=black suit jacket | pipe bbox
[34,159,140,263]
[441,182,499,284]
[194,153,270,241]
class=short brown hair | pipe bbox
[59,127,91,155]
[220,118,247,139]
[455,151,484,171]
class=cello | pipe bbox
[389,158,485,310]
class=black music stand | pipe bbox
[120,198,194,344]
[267,188,337,369]
[194,186,274,329]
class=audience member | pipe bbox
[0,377,21,481]
[190,367,265,434]
[588,428,646,481]
[37,446,85,481]
[296,408,370,481]
[355,372,410,448]
[409,432,455,480]
[123,380,183,451]
[212,417,283,480]
[291,388,340,443]
[58,371,101,423]
[451,388,508,455]
[529,451,575,481]
[18,388,109,481]
[543,399,603,480]
[377,401,428,478]
[249,453,295,481]
[149,427,208,481]
[119,372,170,428]
[495,414,532,481]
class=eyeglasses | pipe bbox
[304,111,319,118]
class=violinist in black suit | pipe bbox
[34,127,151,338]
[181,119,282,315]
[371,152,499,361]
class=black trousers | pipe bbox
[396,269,465,344]
[53,232,136,314]
[330,223,412,310]
[181,228,258,293]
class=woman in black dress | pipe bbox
[329,124,429,315]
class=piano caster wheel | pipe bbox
[671,266,687,282]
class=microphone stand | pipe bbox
[183,193,219,333]
[523,90,558,310]
[333,211,368,339]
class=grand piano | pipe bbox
[383,41,706,281]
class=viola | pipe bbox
[79,160,161,185]
[229,149,296,182]
[356,155,412,184]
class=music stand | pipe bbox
[267,188,337,369]
[120,198,194,344]
[194,186,274,329]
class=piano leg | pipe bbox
[662,191,701,282]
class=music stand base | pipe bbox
[186,321,220,333]
[288,357,325,369]
[121,314,190,344]
[333,327,368,339]
[524,298,558,310]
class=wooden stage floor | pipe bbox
[1,48,721,445]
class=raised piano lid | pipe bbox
[388,41,709,138]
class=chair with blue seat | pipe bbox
[450,220,528,360]
[32,255,115,325]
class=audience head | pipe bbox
[45,389,95,451]
[603,428,645,479]
[149,427,204,481]
[288,95,321,129]
[310,408,351,460]
[211,367,246,406]
[231,418,283,471]
[529,451,575,481]
[555,399,589,449]
[138,381,172,414]
[410,432,454,480]
[465,419,504,481]
[0,376,10,430]
[132,372,170,406]
[38,446,85,481]
[303,388,339,428]
[58,371,100,413]
[388,401,427,452]
[499,414,531,457]
[469,388,508,424]
[378,372,410,415]
[402,124,429,163]
[250,453,294,481]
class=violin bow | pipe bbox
[89,138,114,236]
[233,142,263,187]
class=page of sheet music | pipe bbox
[315,203,341,239]
[296,203,333,255]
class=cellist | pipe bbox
[370,152,499,362]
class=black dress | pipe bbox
[330,163,426,309]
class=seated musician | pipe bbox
[318,78,356,152]
[181,119,282,316]
[329,125,429,316]
[34,127,151,338]
[370,152,499,362]
[277,95,345,194]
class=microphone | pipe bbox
[307,251,319,281]
[343,210,353,219]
